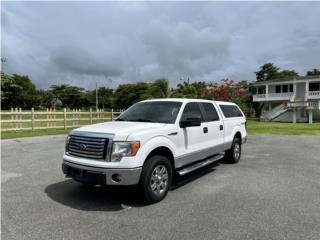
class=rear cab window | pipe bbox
[219,104,244,118]
[200,102,220,122]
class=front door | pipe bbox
[175,102,206,168]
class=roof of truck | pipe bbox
[142,98,236,105]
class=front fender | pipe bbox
[135,135,177,166]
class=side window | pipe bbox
[180,103,203,122]
[201,103,219,122]
[220,105,243,118]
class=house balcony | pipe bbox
[308,90,320,99]
[253,92,294,102]
[253,91,320,102]
[252,77,320,102]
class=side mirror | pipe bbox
[179,117,201,128]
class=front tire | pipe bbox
[139,155,172,203]
[225,137,241,164]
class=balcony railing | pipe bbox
[308,91,320,98]
[308,101,320,109]
[253,92,293,101]
[268,92,294,98]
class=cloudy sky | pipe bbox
[1,1,320,89]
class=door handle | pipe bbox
[168,132,178,136]
[219,125,223,131]
[203,127,208,133]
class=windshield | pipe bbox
[116,101,182,123]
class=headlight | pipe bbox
[110,141,140,162]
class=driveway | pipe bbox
[1,135,320,240]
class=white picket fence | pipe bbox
[0,108,124,132]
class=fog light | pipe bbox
[111,174,121,183]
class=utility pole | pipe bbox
[1,57,8,73]
[96,82,98,110]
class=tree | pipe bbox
[306,68,320,76]
[1,73,42,109]
[277,69,299,79]
[255,63,280,82]
[114,82,151,108]
[255,63,301,82]
[50,84,90,109]
[204,79,252,113]
[86,87,114,109]
[171,81,206,98]
[153,78,170,98]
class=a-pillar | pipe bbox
[308,110,313,124]
[292,108,297,123]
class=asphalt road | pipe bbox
[2,134,320,240]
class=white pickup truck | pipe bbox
[62,99,247,203]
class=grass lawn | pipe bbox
[1,128,72,139]
[246,119,320,136]
[1,120,320,139]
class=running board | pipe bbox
[177,153,225,176]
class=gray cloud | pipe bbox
[1,2,320,89]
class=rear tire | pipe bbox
[139,155,172,203]
[225,137,241,164]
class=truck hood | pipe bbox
[72,121,166,140]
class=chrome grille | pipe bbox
[67,135,109,160]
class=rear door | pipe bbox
[200,102,225,156]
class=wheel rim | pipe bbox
[234,142,241,160]
[150,164,169,196]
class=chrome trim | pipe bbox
[177,153,225,176]
[67,131,114,161]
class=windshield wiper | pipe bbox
[115,118,125,121]
[129,118,154,122]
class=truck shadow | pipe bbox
[44,162,219,212]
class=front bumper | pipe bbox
[62,160,142,186]
[242,136,247,144]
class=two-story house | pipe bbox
[252,76,320,123]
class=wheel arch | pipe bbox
[145,146,175,169]
[234,131,242,141]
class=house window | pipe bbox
[257,87,265,94]
[290,84,293,92]
[282,85,288,93]
[309,82,320,91]
[276,85,281,93]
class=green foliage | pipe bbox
[171,81,206,98]
[1,73,41,109]
[86,87,114,109]
[255,63,300,82]
[255,63,280,82]
[277,69,299,79]
[50,84,92,109]
[306,68,320,76]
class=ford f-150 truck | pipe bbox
[62,99,247,203]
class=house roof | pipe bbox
[251,75,320,86]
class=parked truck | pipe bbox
[62,99,247,203]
